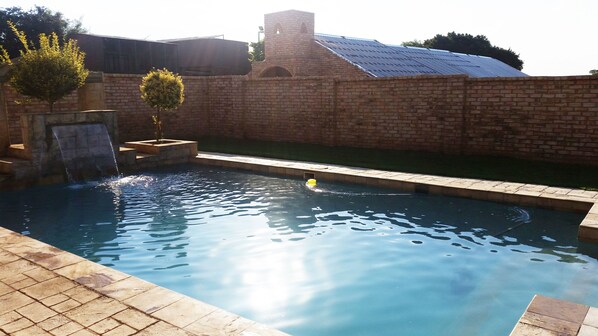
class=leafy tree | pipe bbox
[0,21,88,112]
[402,32,524,70]
[590,69,598,76]
[140,68,185,142]
[1,6,85,59]
[249,40,264,62]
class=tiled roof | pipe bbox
[314,34,527,78]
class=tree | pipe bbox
[590,70,598,76]
[402,32,524,70]
[249,40,264,62]
[1,6,86,59]
[0,21,88,112]
[139,68,185,142]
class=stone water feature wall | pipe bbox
[19,110,118,178]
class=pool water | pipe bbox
[1,165,597,335]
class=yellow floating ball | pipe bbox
[307,179,317,187]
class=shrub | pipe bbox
[139,68,184,142]
[0,21,88,112]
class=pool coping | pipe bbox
[1,151,597,335]
[0,226,289,335]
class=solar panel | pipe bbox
[315,34,527,78]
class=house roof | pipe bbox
[314,34,527,78]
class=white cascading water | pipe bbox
[51,123,119,182]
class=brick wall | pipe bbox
[2,74,597,165]
[103,74,211,142]
[2,83,79,144]
[464,76,598,162]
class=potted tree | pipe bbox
[139,68,184,143]
[125,68,196,160]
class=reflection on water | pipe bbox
[0,164,596,336]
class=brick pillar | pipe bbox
[0,85,9,155]
[78,72,106,111]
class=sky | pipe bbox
[4,0,598,76]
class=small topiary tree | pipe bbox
[139,68,185,143]
[0,21,88,112]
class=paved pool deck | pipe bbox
[1,151,598,335]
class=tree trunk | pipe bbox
[155,107,163,143]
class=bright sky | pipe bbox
[5,0,598,76]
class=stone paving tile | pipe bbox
[12,325,52,336]
[4,240,61,260]
[21,276,76,300]
[2,273,29,286]
[578,325,598,336]
[136,321,193,336]
[104,324,137,336]
[584,307,598,328]
[70,329,99,336]
[510,322,561,336]
[37,315,71,332]
[528,295,589,324]
[519,311,581,334]
[0,250,20,265]
[88,317,120,334]
[0,311,22,326]
[35,252,84,271]
[64,297,127,327]
[1,317,34,334]
[73,268,129,290]
[9,276,37,290]
[242,323,291,336]
[23,266,58,283]
[16,302,57,323]
[152,296,217,328]
[49,321,84,336]
[64,286,101,304]
[123,286,183,314]
[40,293,69,307]
[0,291,35,315]
[222,316,257,335]
[97,276,155,301]
[112,308,157,331]
[0,233,31,248]
[51,298,82,313]
[184,309,241,335]
[0,282,12,297]
[0,259,38,280]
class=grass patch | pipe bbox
[197,137,598,190]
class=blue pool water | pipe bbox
[1,165,597,335]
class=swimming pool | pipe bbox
[1,164,597,335]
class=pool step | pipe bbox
[0,173,11,183]
[7,143,31,160]
[118,146,137,167]
[0,156,36,178]
[135,153,159,162]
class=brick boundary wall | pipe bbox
[2,74,597,165]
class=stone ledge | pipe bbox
[0,227,289,336]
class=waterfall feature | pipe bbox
[51,123,119,181]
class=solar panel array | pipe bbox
[314,34,526,78]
